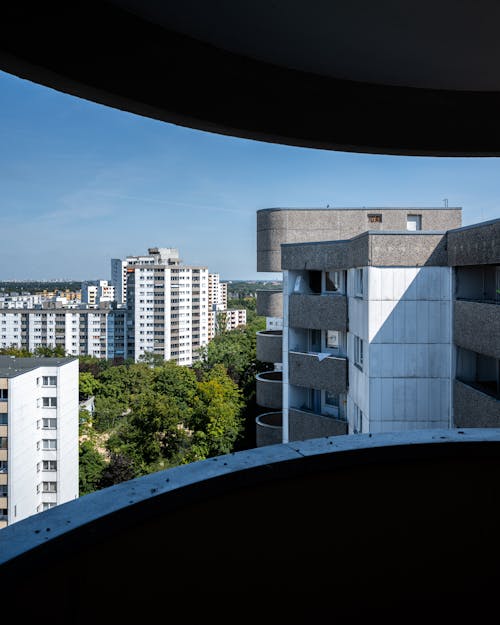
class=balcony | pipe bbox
[453,380,500,428]
[289,293,347,331]
[256,330,282,363]
[255,371,282,409]
[255,411,282,447]
[289,351,347,393]
[289,408,347,440]
[0,430,499,624]
[256,289,283,318]
[454,300,500,359]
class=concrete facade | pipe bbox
[454,300,500,359]
[288,352,347,394]
[255,412,283,447]
[256,371,283,410]
[258,207,461,271]
[289,409,347,440]
[447,219,500,266]
[256,331,283,364]
[453,380,500,428]
[289,293,347,331]
[256,290,283,317]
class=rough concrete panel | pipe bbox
[369,234,447,266]
[289,294,347,331]
[448,219,500,266]
[258,208,461,271]
[289,408,347,441]
[257,251,282,273]
[289,352,347,393]
[255,411,283,447]
[256,290,283,317]
[256,372,283,409]
[453,380,500,427]
[282,241,349,270]
[454,301,500,359]
[256,331,283,363]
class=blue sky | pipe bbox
[1,69,499,282]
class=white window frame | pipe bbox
[41,439,57,450]
[323,270,345,294]
[354,335,364,370]
[354,268,364,297]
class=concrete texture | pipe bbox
[447,218,500,266]
[256,371,283,409]
[256,289,283,317]
[255,411,283,447]
[259,208,461,271]
[289,408,347,441]
[256,330,283,363]
[454,300,500,359]
[453,380,500,427]
[289,351,347,393]
[289,293,347,331]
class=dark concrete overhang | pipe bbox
[3,2,500,157]
[1,429,500,623]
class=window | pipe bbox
[0,389,8,400]
[324,270,345,293]
[326,330,340,349]
[42,376,57,386]
[42,460,57,471]
[353,404,363,434]
[0,437,7,449]
[0,485,7,496]
[354,268,364,297]
[354,335,364,370]
[323,391,340,417]
[368,214,382,223]
[42,397,57,408]
[42,481,57,493]
[407,214,422,230]
[0,415,7,425]
[42,502,56,511]
[0,461,7,473]
[42,418,57,429]
[42,439,57,450]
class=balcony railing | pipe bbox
[289,351,347,393]
[256,330,282,363]
[255,411,283,447]
[255,370,283,409]
[289,293,347,331]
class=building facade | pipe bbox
[254,207,499,446]
[0,356,79,528]
[207,273,247,339]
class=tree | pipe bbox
[79,371,99,400]
[79,440,107,496]
[33,345,66,357]
[0,345,32,357]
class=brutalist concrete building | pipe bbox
[255,208,500,445]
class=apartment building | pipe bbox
[124,248,209,364]
[255,207,494,445]
[207,273,247,339]
[0,307,126,360]
[0,356,79,528]
[81,280,115,306]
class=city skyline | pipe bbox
[1,69,499,281]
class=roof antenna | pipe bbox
[443,198,448,207]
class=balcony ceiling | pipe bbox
[2,1,500,155]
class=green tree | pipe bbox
[33,345,66,357]
[0,345,32,357]
[79,440,107,496]
[79,371,99,400]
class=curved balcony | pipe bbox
[289,351,347,394]
[256,330,282,363]
[256,289,283,318]
[255,411,283,447]
[289,293,347,331]
[0,430,500,624]
[256,370,283,409]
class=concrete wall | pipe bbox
[448,218,500,266]
[289,408,347,441]
[288,352,347,393]
[258,208,461,271]
[256,290,283,318]
[255,412,283,447]
[454,300,500,359]
[256,331,283,363]
[453,380,500,427]
[256,371,283,409]
[289,293,347,331]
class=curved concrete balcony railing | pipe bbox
[255,411,283,447]
[289,351,347,394]
[256,370,283,409]
[289,292,347,331]
[453,380,500,427]
[256,330,283,363]
[256,289,283,318]
[1,430,500,624]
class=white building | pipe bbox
[81,280,115,306]
[124,248,209,364]
[0,356,79,528]
[207,273,247,339]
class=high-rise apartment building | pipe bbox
[81,280,115,306]
[207,273,246,339]
[254,207,500,445]
[123,248,209,364]
[0,356,79,528]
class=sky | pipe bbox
[1,69,499,282]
